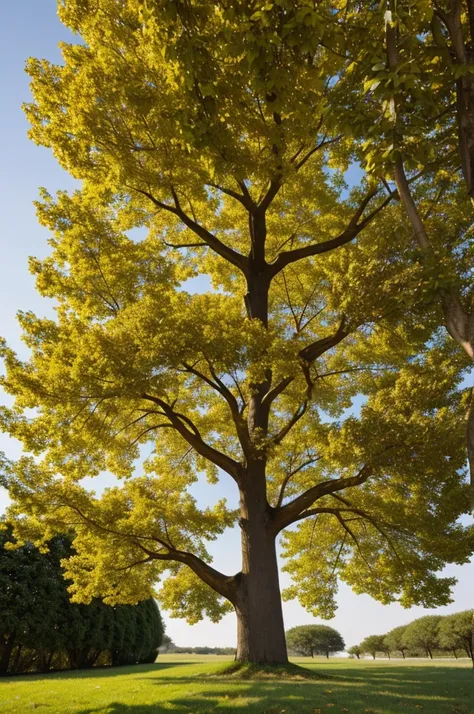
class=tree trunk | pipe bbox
[401,650,405,659]
[12,644,23,674]
[234,468,288,664]
[427,648,433,659]
[0,634,16,675]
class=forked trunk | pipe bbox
[234,471,288,664]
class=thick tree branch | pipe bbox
[261,376,295,409]
[62,500,238,601]
[141,393,242,482]
[207,182,256,211]
[272,465,373,533]
[268,189,391,276]
[299,316,348,363]
[130,186,248,274]
[138,543,238,601]
[261,318,349,411]
[181,361,251,454]
[386,10,474,361]
[258,177,282,212]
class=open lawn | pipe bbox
[0,654,472,714]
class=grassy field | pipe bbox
[0,654,472,714]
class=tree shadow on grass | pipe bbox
[1,661,196,683]
[129,665,473,713]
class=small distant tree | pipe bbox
[438,611,474,668]
[437,616,461,660]
[286,625,345,659]
[347,645,362,659]
[402,616,442,660]
[384,626,408,660]
[159,635,176,653]
[360,635,385,660]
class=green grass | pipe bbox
[0,654,472,714]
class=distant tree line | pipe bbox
[285,625,345,658]
[349,613,473,666]
[159,637,235,656]
[0,528,163,675]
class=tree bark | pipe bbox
[234,465,288,664]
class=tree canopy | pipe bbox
[438,611,474,666]
[286,624,345,658]
[400,615,442,660]
[360,635,386,660]
[347,644,362,659]
[383,626,409,659]
[1,0,473,664]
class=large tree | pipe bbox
[1,0,473,664]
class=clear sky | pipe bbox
[1,1,472,651]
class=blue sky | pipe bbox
[0,1,472,650]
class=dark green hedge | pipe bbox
[0,528,163,675]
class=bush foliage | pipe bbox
[0,527,163,675]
